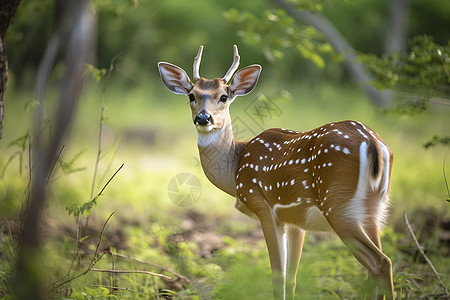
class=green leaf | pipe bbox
[423,135,450,149]
[58,150,87,175]
[65,204,81,219]
[85,64,107,82]
[7,132,29,151]
[80,199,97,217]
[359,35,450,111]
[225,9,336,68]
[79,235,90,242]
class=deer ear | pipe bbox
[158,62,193,95]
[229,65,261,98]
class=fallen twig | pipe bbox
[403,212,449,297]
[108,250,190,283]
[410,278,429,300]
[90,268,172,280]
[93,285,155,296]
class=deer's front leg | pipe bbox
[257,209,288,300]
[285,225,305,300]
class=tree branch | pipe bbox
[94,285,156,297]
[271,0,389,107]
[48,212,115,293]
[90,269,172,281]
[403,212,449,297]
[108,251,190,283]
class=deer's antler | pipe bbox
[222,45,240,83]
[193,45,204,82]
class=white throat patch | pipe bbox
[197,129,223,147]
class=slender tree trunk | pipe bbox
[385,0,410,56]
[0,0,20,139]
[14,1,95,299]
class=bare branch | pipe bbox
[94,285,155,296]
[96,163,124,199]
[443,149,450,202]
[48,212,114,292]
[90,26,147,203]
[85,27,147,234]
[47,145,65,184]
[403,212,449,297]
[88,212,114,269]
[90,269,172,281]
[109,251,190,283]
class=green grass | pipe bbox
[0,79,449,299]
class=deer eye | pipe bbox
[188,94,196,102]
[219,95,228,103]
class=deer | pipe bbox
[158,45,394,300]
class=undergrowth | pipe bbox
[0,77,449,299]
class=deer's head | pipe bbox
[158,45,261,135]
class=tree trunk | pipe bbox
[0,0,20,139]
[385,0,410,56]
[13,0,95,299]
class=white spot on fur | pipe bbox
[357,128,368,139]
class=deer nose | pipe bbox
[194,112,212,126]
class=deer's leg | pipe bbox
[285,225,305,300]
[258,209,287,300]
[330,220,394,300]
[234,199,258,219]
[359,222,388,299]
[365,221,394,300]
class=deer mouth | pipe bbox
[195,124,217,133]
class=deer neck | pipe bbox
[196,116,246,197]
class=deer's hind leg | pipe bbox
[327,214,394,300]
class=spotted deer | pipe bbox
[158,45,394,299]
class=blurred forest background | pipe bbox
[0,0,449,299]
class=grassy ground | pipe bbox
[0,78,449,299]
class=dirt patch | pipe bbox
[169,210,263,258]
